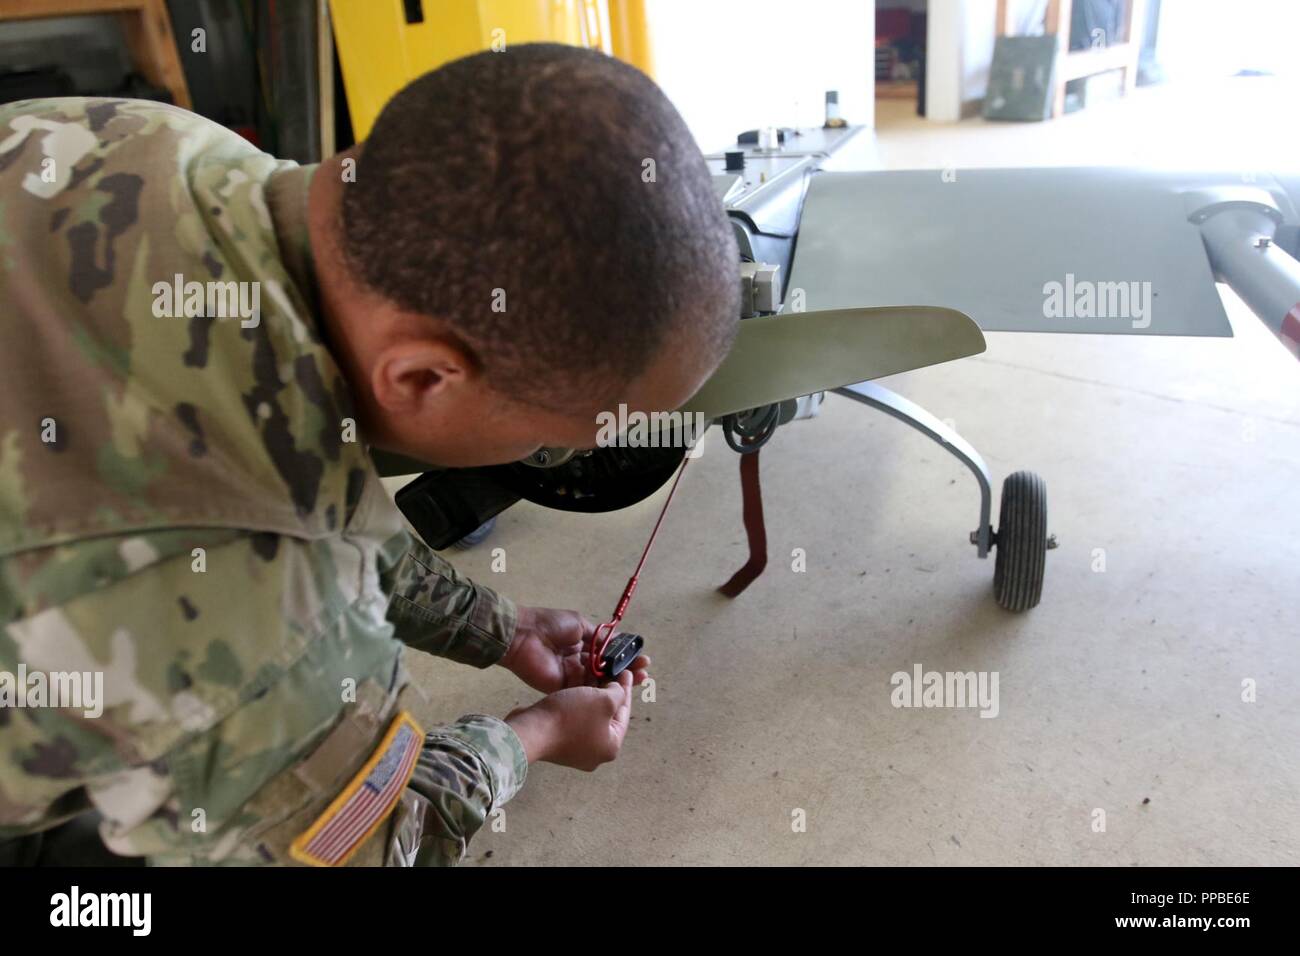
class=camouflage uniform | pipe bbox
[0,98,527,866]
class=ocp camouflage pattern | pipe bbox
[0,97,525,865]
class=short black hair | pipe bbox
[341,43,739,412]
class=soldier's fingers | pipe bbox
[597,672,628,709]
[540,609,588,650]
[552,624,586,651]
[566,610,597,638]
[563,654,590,689]
[611,672,633,728]
[598,674,625,702]
[573,650,604,688]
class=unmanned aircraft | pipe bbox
[374,117,1300,634]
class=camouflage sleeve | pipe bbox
[401,715,528,866]
[380,530,518,668]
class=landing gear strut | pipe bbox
[834,381,1056,611]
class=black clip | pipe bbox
[599,632,644,680]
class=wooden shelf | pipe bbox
[996,0,1146,118]
[0,0,192,110]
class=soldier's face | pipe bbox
[377,333,717,468]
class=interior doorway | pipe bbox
[876,0,927,115]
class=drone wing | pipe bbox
[788,167,1300,339]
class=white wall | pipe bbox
[643,0,875,151]
[925,0,958,120]
[1156,0,1300,80]
[961,0,998,104]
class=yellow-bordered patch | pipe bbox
[290,711,424,867]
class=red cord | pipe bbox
[589,456,692,676]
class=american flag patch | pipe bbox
[290,711,424,867]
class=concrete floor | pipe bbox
[404,78,1300,865]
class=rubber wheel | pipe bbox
[451,516,497,550]
[992,471,1047,611]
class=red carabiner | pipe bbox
[589,456,691,677]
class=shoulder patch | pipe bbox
[290,711,424,867]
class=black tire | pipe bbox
[992,471,1047,611]
[451,516,497,550]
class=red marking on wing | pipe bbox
[1281,305,1300,359]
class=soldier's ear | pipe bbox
[371,338,475,412]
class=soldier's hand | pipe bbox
[504,606,650,692]
[504,672,634,772]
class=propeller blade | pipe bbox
[679,306,985,419]
[372,306,984,477]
